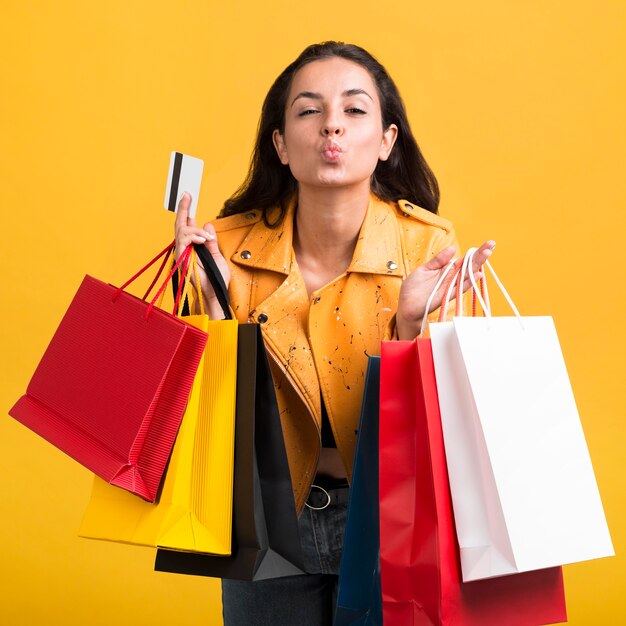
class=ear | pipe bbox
[272,129,289,165]
[378,124,398,162]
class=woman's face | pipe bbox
[272,57,398,191]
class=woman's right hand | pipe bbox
[174,191,231,319]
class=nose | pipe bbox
[321,110,344,136]
[323,125,342,136]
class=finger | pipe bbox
[450,270,485,302]
[422,246,456,271]
[201,222,219,255]
[177,227,212,245]
[174,192,195,230]
[462,271,484,291]
[471,240,496,272]
[174,227,211,261]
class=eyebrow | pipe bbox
[290,88,373,107]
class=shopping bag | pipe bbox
[429,250,614,581]
[380,336,567,625]
[154,244,305,580]
[78,250,238,554]
[9,243,207,502]
[334,356,382,626]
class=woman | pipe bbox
[175,41,494,625]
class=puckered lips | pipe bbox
[321,140,343,163]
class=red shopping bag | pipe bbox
[379,338,568,625]
[9,243,207,502]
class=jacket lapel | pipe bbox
[226,194,406,428]
[346,195,405,277]
[229,199,322,425]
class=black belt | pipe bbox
[305,476,350,510]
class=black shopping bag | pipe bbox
[155,246,305,580]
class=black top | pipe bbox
[320,396,336,448]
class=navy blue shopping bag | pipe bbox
[334,356,382,626]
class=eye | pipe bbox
[298,109,319,117]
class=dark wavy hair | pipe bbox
[219,41,439,224]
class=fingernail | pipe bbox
[196,237,206,243]
[491,242,496,250]
[204,231,215,240]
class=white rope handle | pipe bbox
[419,259,457,337]
[458,247,493,318]
[439,262,461,322]
[466,249,522,319]
[439,248,481,321]
[419,246,522,336]
[455,248,477,317]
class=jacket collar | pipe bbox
[231,193,404,277]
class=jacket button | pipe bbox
[314,296,321,303]
[245,212,256,219]
[402,212,410,217]
[257,313,268,324]
[387,261,398,270]
[240,250,252,259]
[404,203,413,210]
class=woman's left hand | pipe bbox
[395,240,496,340]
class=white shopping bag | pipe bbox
[429,250,614,582]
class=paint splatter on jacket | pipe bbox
[213,193,460,512]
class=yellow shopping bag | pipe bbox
[79,248,237,554]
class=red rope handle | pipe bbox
[470,276,488,317]
[114,241,175,300]
[481,272,490,316]
[145,245,192,320]
[173,247,192,315]
[437,251,490,320]
[454,252,489,318]
[141,245,175,302]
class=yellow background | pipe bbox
[1,1,624,624]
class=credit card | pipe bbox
[164,151,204,218]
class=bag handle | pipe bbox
[152,245,194,314]
[144,245,193,320]
[465,248,522,320]
[112,241,193,318]
[190,248,206,317]
[454,248,490,318]
[439,262,463,319]
[175,247,207,318]
[171,243,231,320]
[193,243,232,320]
[172,245,193,315]
[436,248,491,321]
[140,244,175,302]
[419,247,496,336]
[115,241,174,298]
[419,259,457,337]
[434,253,476,323]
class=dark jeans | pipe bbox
[221,484,349,626]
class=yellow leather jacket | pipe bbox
[213,193,459,513]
